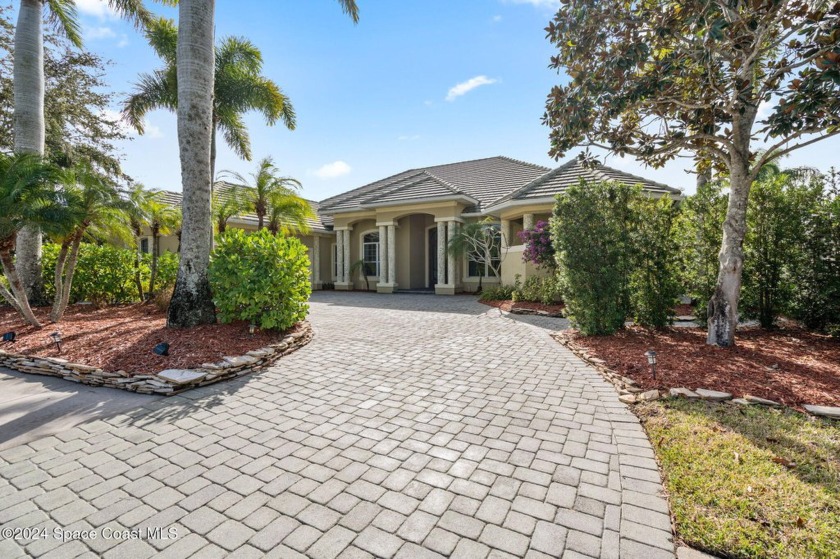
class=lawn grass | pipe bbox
[636,399,840,559]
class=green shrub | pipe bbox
[144,251,180,292]
[552,180,636,335]
[629,195,681,328]
[478,283,516,301]
[512,276,561,304]
[42,242,145,304]
[209,228,311,330]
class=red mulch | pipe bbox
[0,304,295,375]
[480,300,566,315]
[560,326,840,408]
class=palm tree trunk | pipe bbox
[13,0,47,305]
[50,233,82,322]
[210,121,217,189]
[134,235,145,301]
[0,242,42,328]
[150,230,160,295]
[167,0,217,327]
[51,239,71,318]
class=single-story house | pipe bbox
[146,156,681,295]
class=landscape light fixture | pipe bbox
[1,331,15,343]
[645,350,657,380]
[49,331,62,353]
[153,342,170,356]
[249,323,256,335]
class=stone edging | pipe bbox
[553,333,840,420]
[0,321,313,396]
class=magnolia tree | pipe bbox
[544,0,840,346]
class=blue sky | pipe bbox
[71,0,840,200]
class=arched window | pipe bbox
[361,231,380,277]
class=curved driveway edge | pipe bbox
[0,292,674,558]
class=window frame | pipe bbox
[360,230,380,279]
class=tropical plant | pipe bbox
[349,259,370,291]
[212,184,246,234]
[447,218,506,292]
[518,220,555,269]
[122,16,296,181]
[544,0,840,346]
[0,153,69,327]
[266,189,313,236]
[49,165,129,321]
[122,183,156,301]
[209,228,311,331]
[222,156,303,230]
[146,198,180,296]
[170,0,358,327]
[512,276,562,305]
[12,0,152,305]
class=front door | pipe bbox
[428,228,437,287]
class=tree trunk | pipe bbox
[50,233,82,322]
[150,230,159,295]
[134,235,144,301]
[167,0,217,327]
[210,121,217,190]
[707,110,756,346]
[257,209,264,230]
[50,239,71,319]
[13,0,47,305]
[0,241,42,328]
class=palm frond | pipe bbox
[217,110,252,161]
[122,69,177,133]
[336,0,360,24]
[46,0,82,47]
[106,0,154,29]
[143,16,178,64]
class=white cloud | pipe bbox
[314,161,351,179]
[143,120,163,139]
[398,135,420,141]
[74,0,118,19]
[492,15,503,22]
[100,109,163,139]
[117,34,130,48]
[86,26,116,40]
[446,75,498,102]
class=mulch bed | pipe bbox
[0,304,296,375]
[480,300,566,315]
[559,326,840,408]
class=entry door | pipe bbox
[428,228,438,287]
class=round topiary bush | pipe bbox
[209,228,311,331]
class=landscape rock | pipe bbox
[639,389,661,401]
[669,387,700,399]
[619,394,637,404]
[744,394,781,407]
[803,405,840,419]
[156,369,207,385]
[696,388,732,401]
[621,376,639,387]
[731,398,751,405]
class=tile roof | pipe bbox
[155,181,331,232]
[486,158,682,209]
[318,156,550,214]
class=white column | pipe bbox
[335,230,345,283]
[436,221,446,286]
[387,224,396,286]
[523,213,535,231]
[379,225,387,282]
[447,221,457,287]
[500,219,511,248]
[342,229,351,285]
[313,236,321,287]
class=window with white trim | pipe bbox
[361,231,380,277]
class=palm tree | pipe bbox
[266,190,314,236]
[123,183,156,301]
[13,0,151,305]
[50,166,129,322]
[0,153,69,327]
[122,17,296,183]
[222,156,302,230]
[146,199,180,295]
[169,0,359,327]
[212,184,246,234]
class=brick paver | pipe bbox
[0,292,674,558]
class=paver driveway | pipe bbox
[0,293,674,559]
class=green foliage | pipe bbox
[673,180,727,318]
[42,243,145,304]
[552,181,636,335]
[742,170,823,328]
[478,284,516,302]
[629,195,681,329]
[512,276,561,305]
[145,251,179,291]
[209,229,310,331]
[791,172,840,335]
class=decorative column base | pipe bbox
[335,282,352,291]
[376,283,397,294]
[434,285,456,296]
[313,281,323,291]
